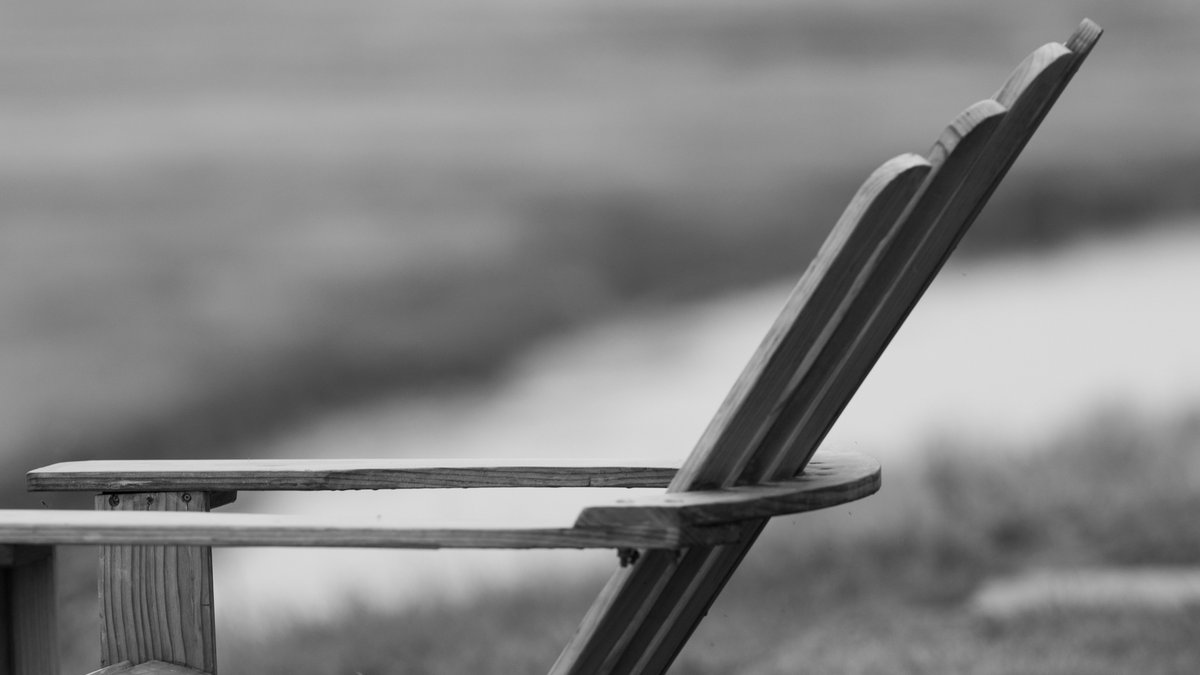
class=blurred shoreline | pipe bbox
[210,216,1200,628]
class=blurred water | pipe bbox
[215,219,1200,632]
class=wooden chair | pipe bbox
[4,19,1100,675]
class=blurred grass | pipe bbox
[2,1,1199,490]
[211,409,1200,674]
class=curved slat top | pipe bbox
[0,508,727,550]
[927,99,1007,168]
[28,458,680,492]
[994,43,1072,110]
[1066,18,1103,57]
[550,20,1102,675]
[669,154,931,493]
[741,99,1006,485]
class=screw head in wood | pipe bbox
[618,548,641,567]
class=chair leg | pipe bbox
[0,544,59,675]
[96,492,218,674]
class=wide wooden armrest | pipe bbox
[8,451,878,550]
[576,451,879,529]
[0,508,737,549]
[27,458,679,493]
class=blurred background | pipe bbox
[4,0,1200,673]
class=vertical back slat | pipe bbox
[742,99,1007,484]
[551,154,931,675]
[760,21,1101,484]
[628,29,1101,673]
[612,100,1008,675]
[551,20,1101,675]
[668,154,933,493]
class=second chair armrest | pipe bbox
[0,507,734,550]
[9,451,879,551]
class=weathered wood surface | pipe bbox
[2,451,876,550]
[86,661,210,675]
[550,151,933,675]
[576,452,879,529]
[0,508,736,550]
[29,458,679,492]
[737,98,1005,485]
[551,19,1102,675]
[594,97,1010,675]
[668,153,931,493]
[628,22,1100,674]
[0,545,58,675]
[99,492,217,674]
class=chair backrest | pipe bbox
[11,20,1101,675]
[550,19,1101,675]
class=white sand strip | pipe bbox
[972,567,1200,620]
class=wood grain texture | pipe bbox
[994,43,1071,110]
[621,24,1104,670]
[616,95,1012,675]
[86,661,211,675]
[28,458,679,492]
[576,452,879,529]
[740,99,1006,485]
[772,31,1099,487]
[550,154,930,675]
[552,20,1102,674]
[549,522,757,675]
[0,509,746,550]
[98,492,217,674]
[756,27,1100,486]
[0,545,58,675]
[668,154,931,494]
[1064,18,1103,68]
[570,128,1006,663]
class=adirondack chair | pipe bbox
[2,19,1100,675]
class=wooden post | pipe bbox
[97,492,223,674]
[0,544,59,675]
